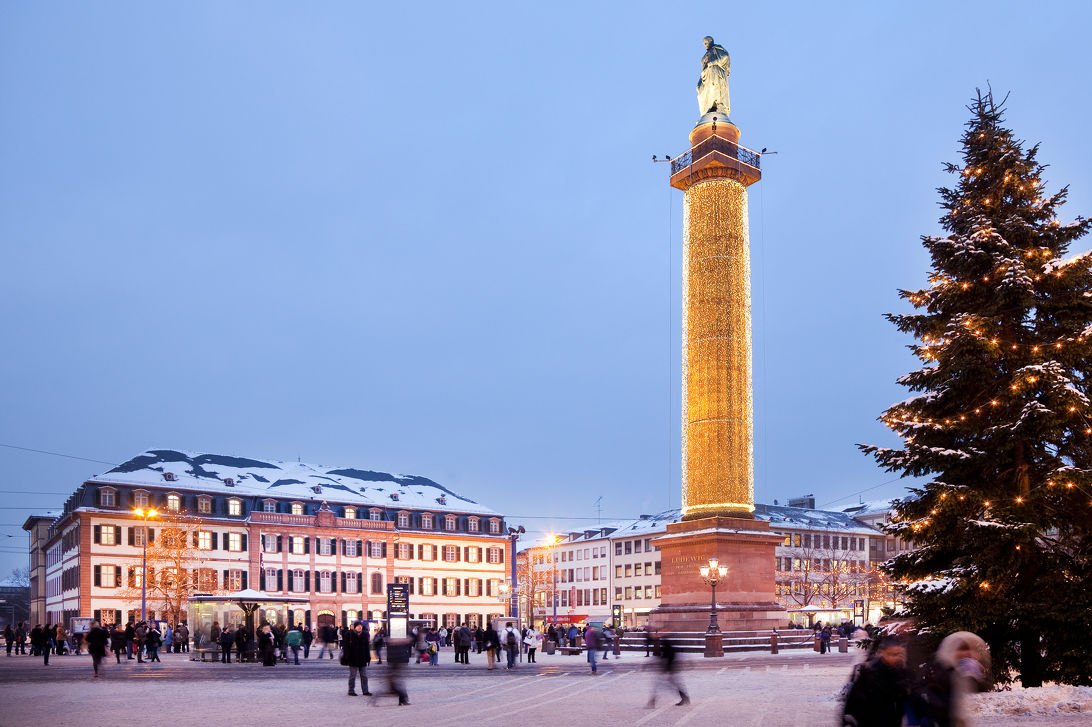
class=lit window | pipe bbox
[468,518,479,533]
[397,512,409,528]
[197,531,211,550]
[166,494,181,512]
[133,491,149,509]
[227,533,242,552]
[444,516,456,531]
[370,509,382,521]
[99,565,116,588]
[421,578,435,596]
[100,526,116,546]
[228,499,242,516]
[291,536,305,554]
[291,503,303,516]
[263,500,276,513]
[133,528,146,547]
[634,563,643,577]
[444,577,459,596]
[227,570,243,590]
[99,488,116,507]
[197,497,211,514]
[466,547,479,563]
[344,507,356,519]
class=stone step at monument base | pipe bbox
[618,629,816,654]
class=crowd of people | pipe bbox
[841,631,990,727]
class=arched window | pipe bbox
[421,514,433,529]
[369,509,382,521]
[263,500,277,513]
[133,491,149,509]
[290,502,304,516]
[396,512,409,528]
[467,518,479,533]
[166,493,181,512]
[444,515,456,531]
[343,507,356,519]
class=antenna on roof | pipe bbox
[594,496,602,524]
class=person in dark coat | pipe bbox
[647,636,689,707]
[234,625,248,661]
[144,625,162,662]
[820,625,833,654]
[302,625,313,659]
[85,621,110,677]
[344,621,372,696]
[372,629,384,664]
[124,622,135,660]
[110,623,127,664]
[842,638,911,727]
[219,626,234,663]
[30,625,48,665]
[257,625,277,666]
[482,621,501,670]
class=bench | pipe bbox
[558,646,583,656]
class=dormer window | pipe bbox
[468,517,479,533]
[290,502,304,516]
[98,487,116,508]
[436,495,447,506]
[311,485,322,494]
[421,513,433,529]
[228,498,242,517]
[197,496,211,514]
[343,507,356,519]
[163,472,176,482]
[488,519,501,534]
[263,500,277,513]
[133,491,149,509]
[396,512,409,528]
[444,515,456,531]
[166,493,181,513]
[369,509,383,521]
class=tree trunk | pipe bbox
[1014,439,1031,497]
[1019,626,1043,688]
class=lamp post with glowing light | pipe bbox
[549,535,561,626]
[699,558,728,633]
[133,508,158,622]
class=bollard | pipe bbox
[838,637,848,654]
[770,631,779,655]
[613,634,621,656]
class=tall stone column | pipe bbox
[678,120,757,521]
[648,81,785,639]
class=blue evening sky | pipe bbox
[2,1,1089,574]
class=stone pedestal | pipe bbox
[704,632,723,658]
[648,516,785,633]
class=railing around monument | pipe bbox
[670,139,761,176]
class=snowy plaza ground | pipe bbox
[1,648,1091,726]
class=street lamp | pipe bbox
[506,526,524,622]
[133,508,158,622]
[699,558,728,634]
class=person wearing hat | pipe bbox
[344,621,372,696]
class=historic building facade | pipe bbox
[25,449,511,630]
[521,503,891,630]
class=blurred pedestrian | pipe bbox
[145,624,162,662]
[842,637,911,727]
[286,624,302,665]
[85,621,109,677]
[302,625,313,659]
[584,624,601,674]
[502,623,519,670]
[258,624,277,666]
[4,625,13,656]
[646,636,689,707]
[909,632,990,727]
[483,621,500,670]
[219,625,234,663]
[110,623,127,664]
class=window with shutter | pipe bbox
[94,565,101,587]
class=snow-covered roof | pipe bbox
[89,449,498,515]
[753,503,878,535]
[840,499,895,518]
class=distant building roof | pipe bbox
[752,503,878,535]
[840,499,896,518]
[86,448,498,515]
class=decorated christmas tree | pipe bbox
[862,89,1092,686]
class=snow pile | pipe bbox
[970,684,1092,716]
